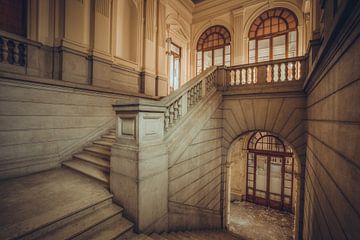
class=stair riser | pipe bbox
[20,198,113,240]
[63,165,109,186]
[72,215,131,240]
[73,157,110,172]
[93,143,112,150]
[84,149,110,160]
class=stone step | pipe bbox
[85,215,134,240]
[102,134,116,140]
[93,140,114,148]
[0,168,114,240]
[84,145,111,159]
[34,204,123,240]
[73,152,110,170]
[150,233,168,240]
[63,160,109,184]
[130,234,154,240]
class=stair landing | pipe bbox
[0,168,112,239]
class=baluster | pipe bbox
[247,68,252,84]
[7,40,15,64]
[253,67,257,84]
[178,97,182,118]
[280,63,286,82]
[236,69,240,85]
[173,101,179,122]
[278,64,281,82]
[18,43,26,66]
[187,90,191,108]
[292,62,296,81]
[295,61,301,80]
[230,70,235,86]
[266,65,272,82]
[169,104,174,126]
[0,37,3,62]
[164,109,170,131]
[287,62,292,81]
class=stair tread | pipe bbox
[88,217,133,240]
[63,160,109,184]
[94,140,114,147]
[36,204,123,240]
[84,145,111,157]
[102,134,116,140]
[74,152,110,169]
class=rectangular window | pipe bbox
[257,39,270,62]
[214,48,223,66]
[249,40,256,63]
[169,43,181,92]
[196,51,202,75]
[288,31,297,58]
[224,45,231,66]
[273,35,286,60]
[203,50,212,70]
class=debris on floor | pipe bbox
[229,201,294,240]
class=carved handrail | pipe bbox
[227,56,307,87]
[161,66,217,132]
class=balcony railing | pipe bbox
[160,66,217,132]
[0,33,27,67]
[226,56,307,87]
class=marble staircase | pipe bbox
[63,129,116,186]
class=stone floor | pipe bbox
[229,201,294,240]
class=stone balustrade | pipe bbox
[0,34,27,67]
[227,56,307,87]
[162,67,217,132]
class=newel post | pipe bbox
[111,99,168,233]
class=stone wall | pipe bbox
[0,79,130,179]
[302,2,360,239]
[167,92,223,230]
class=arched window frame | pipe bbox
[246,131,294,212]
[196,25,231,75]
[248,8,298,63]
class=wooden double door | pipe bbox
[246,152,293,212]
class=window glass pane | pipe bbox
[273,35,286,60]
[173,58,180,90]
[196,51,202,74]
[203,50,212,70]
[214,48,223,66]
[169,55,174,91]
[249,40,256,63]
[225,45,230,66]
[258,39,270,62]
[288,31,297,57]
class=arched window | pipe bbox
[248,8,298,63]
[246,131,294,212]
[196,25,231,75]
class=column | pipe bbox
[156,0,168,96]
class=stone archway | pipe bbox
[220,94,306,240]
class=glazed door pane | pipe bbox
[255,155,267,198]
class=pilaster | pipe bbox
[232,8,244,65]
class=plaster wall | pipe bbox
[0,79,130,180]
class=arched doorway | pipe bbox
[246,131,295,212]
[196,25,231,75]
[226,130,301,240]
[248,8,298,63]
